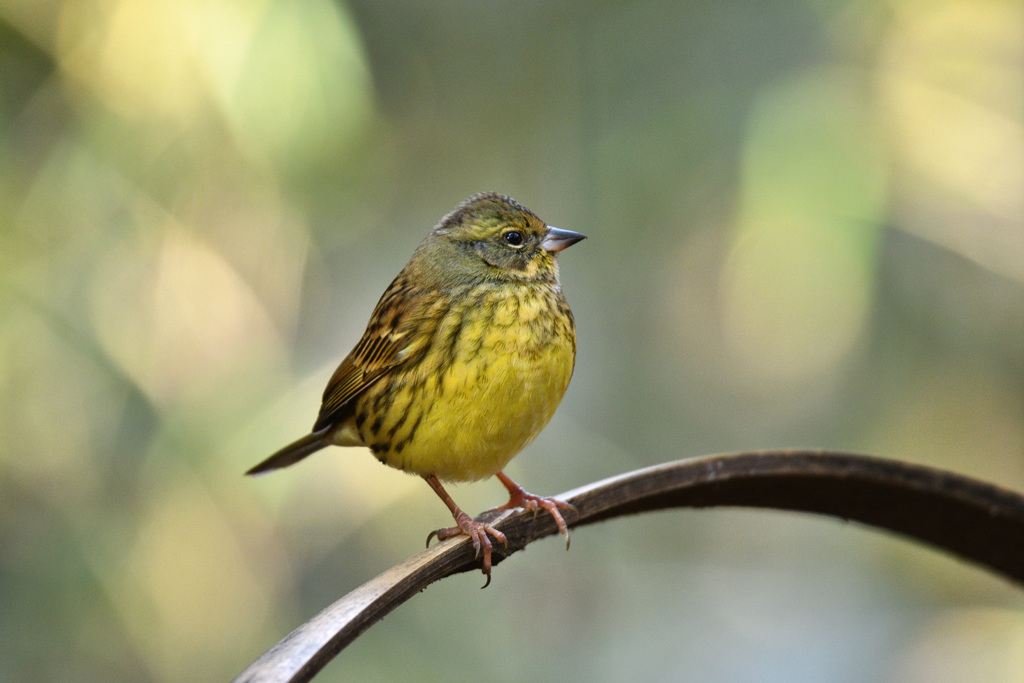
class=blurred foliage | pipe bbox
[1,0,1023,681]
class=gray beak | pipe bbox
[541,226,587,253]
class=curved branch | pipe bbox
[234,450,1024,683]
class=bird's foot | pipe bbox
[427,511,507,588]
[493,479,574,550]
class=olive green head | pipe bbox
[412,192,585,287]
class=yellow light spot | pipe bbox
[720,68,888,385]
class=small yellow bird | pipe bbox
[247,192,585,583]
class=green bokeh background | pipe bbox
[2,1,1023,680]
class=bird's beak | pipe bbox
[541,226,587,253]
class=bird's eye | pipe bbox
[502,230,524,247]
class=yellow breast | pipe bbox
[358,282,576,481]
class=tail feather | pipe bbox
[246,430,330,476]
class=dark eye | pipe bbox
[502,230,524,247]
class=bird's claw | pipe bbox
[426,511,507,588]
[495,491,574,550]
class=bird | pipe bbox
[246,192,585,584]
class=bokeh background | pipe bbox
[2,1,1023,680]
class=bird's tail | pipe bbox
[245,429,330,476]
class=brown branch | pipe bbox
[233,450,1024,683]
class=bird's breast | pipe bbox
[359,282,576,482]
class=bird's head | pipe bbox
[419,192,585,286]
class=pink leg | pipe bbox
[423,475,507,587]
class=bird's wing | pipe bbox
[313,277,423,432]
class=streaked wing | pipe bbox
[313,276,418,432]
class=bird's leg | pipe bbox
[492,471,574,549]
[423,474,507,586]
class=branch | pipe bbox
[234,450,1024,683]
